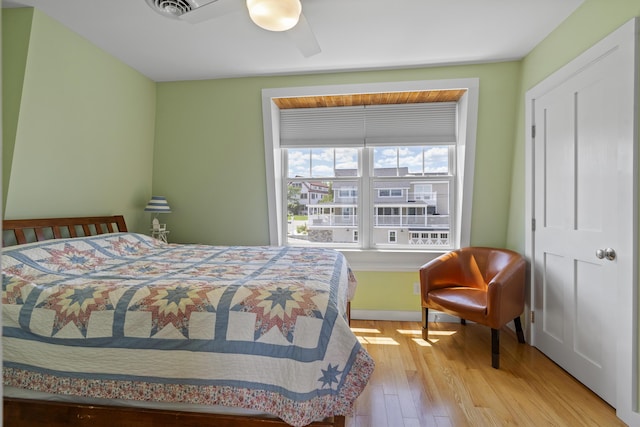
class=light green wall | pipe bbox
[2,9,157,232]
[2,8,33,213]
[351,271,421,311]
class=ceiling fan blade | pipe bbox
[287,12,321,58]
[179,0,241,24]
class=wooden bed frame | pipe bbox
[2,215,346,427]
[2,215,128,246]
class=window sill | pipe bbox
[337,248,449,272]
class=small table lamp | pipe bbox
[144,196,172,242]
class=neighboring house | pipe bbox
[290,181,330,215]
[304,168,450,245]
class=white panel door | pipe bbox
[530,27,636,408]
[533,59,616,405]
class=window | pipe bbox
[378,189,403,197]
[413,183,434,202]
[338,189,357,198]
[286,145,453,249]
[262,79,478,270]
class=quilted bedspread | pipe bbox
[2,233,374,426]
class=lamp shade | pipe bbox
[246,0,301,32]
[144,196,172,213]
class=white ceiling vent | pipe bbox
[146,0,193,19]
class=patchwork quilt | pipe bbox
[2,233,374,426]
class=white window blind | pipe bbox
[280,106,365,147]
[364,103,457,145]
[279,102,457,148]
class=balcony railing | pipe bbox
[308,214,449,228]
[374,214,449,228]
[311,215,358,227]
[407,192,437,202]
[409,236,450,245]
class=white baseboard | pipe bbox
[351,309,460,323]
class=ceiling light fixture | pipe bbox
[246,0,302,32]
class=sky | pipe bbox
[287,146,450,178]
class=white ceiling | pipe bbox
[3,0,584,82]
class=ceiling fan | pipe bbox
[145,0,321,57]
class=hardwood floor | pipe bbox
[346,320,625,427]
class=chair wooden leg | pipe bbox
[422,307,429,340]
[491,328,500,369]
[514,316,525,344]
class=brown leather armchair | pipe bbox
[419,247,527,368]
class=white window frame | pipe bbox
[262,79,479,271]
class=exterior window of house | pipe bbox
[339,189,357,198]
[378,189,403,197]
[262,79,478,268]
[413,183,434,202]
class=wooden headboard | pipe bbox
[2,215,128,247]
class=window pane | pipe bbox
[373,147,399,176]
[311,148,335,177]
[423,146,450,174]
[286,179,359,247]
[335,148,359,176]
[285,145,453,250]
[288,148,311,178]
[288,148,359,178]
[372,179,451,247]
[373,145,451,175]
[398,146,425,175]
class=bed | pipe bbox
[2,215,374,427]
